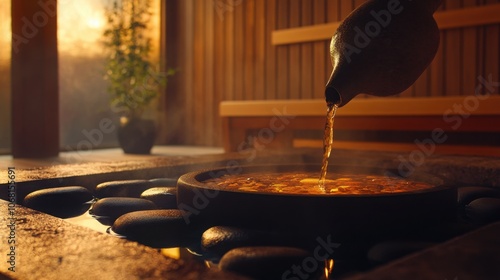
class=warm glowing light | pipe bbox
[0,0,11,61]
[86,17,104,29]
[57,0,106,56]
[324,259,335,279]
[57,0,160,57]
[161,248,181,259]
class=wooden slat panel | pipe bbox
[334,115,500,132]
[271,3,500,45]
[181,0,194,144]
[193,0,205,145]
[462,0,479,95]
[255,0,266,100]
[174,0,500,147]
[265,0,277,99]
[444,0,462,96]
[223,115,500,132]
[224,0,235,101]
[293,139,500,157]
[484,0,500,94]
[213,0,225,146]
[205,0,215,145]
[354,0,365,9]
[220,96,500,117]
[300,0,313,99]
[476,0,487,95]
[327,0,340,22]
[163,0,187,144]
[414,68,430,97]
[271,22,341,46]
[340,0,354,21]
[244,0,256,100]
[430,3,446,97]
[276,0,290,98]
[314,0,328,99]
[437,1,500,29]
[234,0,245,100]
[289,0,301,99]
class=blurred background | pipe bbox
[1,0,499,155]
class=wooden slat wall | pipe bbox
[166,0,500,147]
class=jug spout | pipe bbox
[325,71,357,106]
[325,0,443,107]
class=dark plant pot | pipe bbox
[117,118,156,154]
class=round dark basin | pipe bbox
[177,165,457,242]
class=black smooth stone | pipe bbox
[367,241,436,266]
[219,246,319,280]
[465,197,500,225]
[458,186,500,207]
[201,226,311,261]
[111,209,198,248]
[90,197,157,225]
[22,186,93,218]
[140,187,177,209]
[148,178,178,187]
[95,179,152,198]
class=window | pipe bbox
[58,0,161,151]
[58,0,116,150]
[1,0,161,155]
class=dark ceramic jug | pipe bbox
[326,0,443,106]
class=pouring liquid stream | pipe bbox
[318,102,339,191]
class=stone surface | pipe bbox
[0,151,305,202]
[2,149,499,204]
[90,197,158,224]
[366,241,436,266]
[0,149,499,279]
[0,201,247,280]
[418,154,500,188]
[219,246,317,280]
[112,209,200,248]
[140,187,178,209]
[149,178,179,187]
[408,222,477,243]
[348,221,500,280]
[22,186,93,218]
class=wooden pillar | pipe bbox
[11,0,59,158]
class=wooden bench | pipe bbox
[220,96,500,156]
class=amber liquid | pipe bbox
[318,102,338,191]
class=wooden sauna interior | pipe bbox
[5,0,500,157]
[163,0,500,156]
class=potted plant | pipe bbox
[103,0,174,154]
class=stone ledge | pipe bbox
[0,151,306,201]
[0,200,247,280]
[348,221,500,279]
[2,149,499,203]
